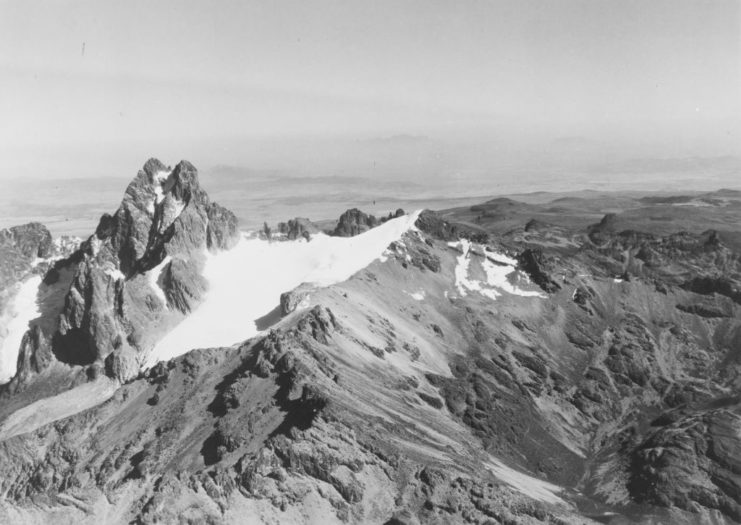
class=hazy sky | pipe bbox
[1,0,739,179]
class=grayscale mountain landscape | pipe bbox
[1,1,740,524]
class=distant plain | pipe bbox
[3,156,740,237]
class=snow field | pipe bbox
[449,240,544,300]
[148,211,421,364]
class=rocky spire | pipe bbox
[13,159,240,386]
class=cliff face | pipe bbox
[12,159,239,386]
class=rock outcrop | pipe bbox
[277,217,320,240]
[279,283,314,316]
[586,213,620,244]
[516,248,561,293]
[332,209,380,237]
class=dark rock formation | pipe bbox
[524,218,549,232]
[676,297,735,318]
[382,208,406,223]
[414,210,459,241]
[414,210,488,243]
[408,245,440,273]
[516,248,561,293]
[332,209,380,237]
[206,203,240,250]
[277,217,320,240]
[0,222,52,261]
[587,213,620,244]
[681,275,741,304]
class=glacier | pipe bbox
[148,211,421,364]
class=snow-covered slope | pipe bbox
[0,276,41,384]
[148,211,421,364]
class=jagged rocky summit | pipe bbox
[12,159,239,386]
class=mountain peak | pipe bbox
[13,159,240,385]
[142,157,169,177]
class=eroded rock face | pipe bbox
[277,218,320,241]
[332,209,380,237]
[14,159,239,384]
[516,249,561,293]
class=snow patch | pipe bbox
[482,257,543,298]
[0,276,42,384]
[453,239,474,296]
[147,256,171,307]
[148,211,422,364]
[172,198,185,218]
[89,236,102,256]
[451,240,543,300]
[153,169,170,183]
[104,264,125,281]
[153,169,170,204]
